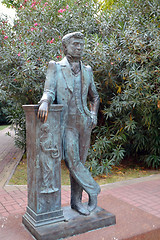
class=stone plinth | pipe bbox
[22,104,65,229]
[23,205,116,240]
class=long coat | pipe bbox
[40,57,101,196]
[40,56,100,138]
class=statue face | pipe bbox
[66,38,84,58]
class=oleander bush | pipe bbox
[0,0,101,148]
[0,102,9,124]
[0,89,8,124]
[88,0,160,172]
[0,0,160,173]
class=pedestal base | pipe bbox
[23,205,116,240]
[22,206,65,228]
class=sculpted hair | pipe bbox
[62,32,84,55]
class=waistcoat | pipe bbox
[68,72,84,116]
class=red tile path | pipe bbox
[0,174,160,219]
[100,177,160,219]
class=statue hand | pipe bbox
[37,101,49,123]
[91,114,97,129]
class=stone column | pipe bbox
[22,104,65,229]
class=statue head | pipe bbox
[62,32,84,57]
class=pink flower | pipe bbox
[47,40,50,43]
[50,38,54,43]
[31,28,34,31]
[111,62,114,65]
[58,9,63,13]
[31,1,36,7]
[34,23,38,26]
[44,2,48,6]
[4,36,8,39]
[97,42,99,46]
[59,15,63,18]
[40,29,43,32]
[58,8,66,13]
[18,52,21,56]
[66,5,69,9]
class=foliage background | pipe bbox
[0,0,160,175]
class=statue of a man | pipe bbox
[38,32,100,216]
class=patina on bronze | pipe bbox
[38,32,101,216]
[23,32,116,240]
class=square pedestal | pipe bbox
[23,205,116,240]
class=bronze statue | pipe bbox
[38,32,100,216]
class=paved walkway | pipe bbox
[0,174,160,219]
[0,126,24,186]
[0,126,160,239]
[0,175,160,239]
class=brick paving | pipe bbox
[0,174,160,220]
[100,177,160,219]
[0,185,88,218]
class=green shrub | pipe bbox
[91,0,160,171]
[0,101,9,124]
[0,0,101,148]
[86,133,125,176]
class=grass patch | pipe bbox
[9,158,160,185]
[9,157,27,185]
[0,125,9,131]
[9,158,70,185]
[94,165,160,185]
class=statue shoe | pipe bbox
[87,194,97,212]
[71,202,90,216]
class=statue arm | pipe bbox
[88,68,100,115]
[38,61,57,122]
[88,67,100,128]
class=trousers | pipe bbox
[64,113,100,205]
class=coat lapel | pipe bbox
[81,62,88,96]
[60,57,89,95]
[60,57,74,93]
